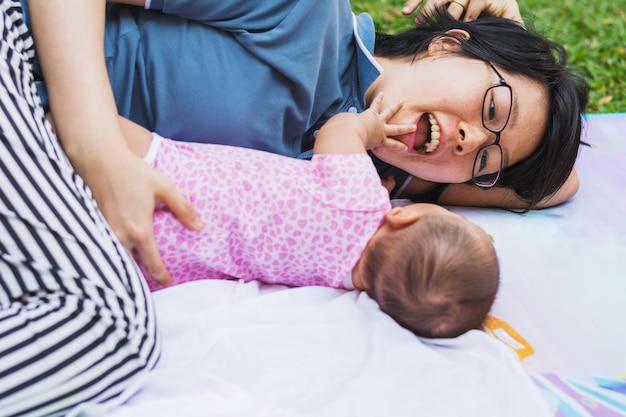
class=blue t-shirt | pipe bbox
[105,0,383,159]
[21,0,412,197]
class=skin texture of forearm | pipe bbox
[437,169,579,209]
[28,0,202,286]
[28,0,128,175]
[118,116,154,158]
[530,169,579,209]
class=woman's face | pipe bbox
[369,54,548,184]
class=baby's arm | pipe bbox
[313,92,415,155]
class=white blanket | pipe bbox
[457,114,626,380]
[71,114,626,417]
[73,281,551,417]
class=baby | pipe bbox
[123,93,499,339]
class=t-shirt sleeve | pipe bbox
[146,0,299,30]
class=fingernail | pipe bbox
[192,216,205,230]
[152,270,165,282]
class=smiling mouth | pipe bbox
[414,113,441,153]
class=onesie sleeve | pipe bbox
[304,153,391,213]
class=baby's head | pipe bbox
[359,204,499,338]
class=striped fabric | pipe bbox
[0,2,159,416]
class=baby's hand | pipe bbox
[363,92,414,151]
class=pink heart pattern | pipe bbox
[141,136,390,291]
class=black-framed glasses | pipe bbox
[471,62,513,189]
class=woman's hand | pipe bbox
[401,0,523,24]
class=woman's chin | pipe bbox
[372,147,428,172]
[371,149,469,184]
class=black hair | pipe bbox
[375,9,589,211]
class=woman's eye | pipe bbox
[488,98,497,121]
[480,150,488,171]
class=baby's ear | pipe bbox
[385,206,421,229]
[427,29,470,56]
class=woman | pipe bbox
[25,0,587,285]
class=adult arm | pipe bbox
[433,168,580,209]
[27,0,202,286]
[402,0,523,24]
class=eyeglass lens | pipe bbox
[482,85,512,132]
[472,144,502,187]
[472,83,513,187]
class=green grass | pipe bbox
[350,0,626,113]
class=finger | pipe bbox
[447,0,466,20]
[415,0,446,22]
[379,100,404,121]
[381,138,408,151]
[462,0,483,21]
[368,91,385,113]
[134,229,172,287]
[384,122,416,137]
[402,0,424,15]
[158,180,205,231]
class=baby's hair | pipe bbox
[362,213,499,338]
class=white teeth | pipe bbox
[425,114,441,153]
[425,139,439,153]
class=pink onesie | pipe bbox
[143,134,391,291]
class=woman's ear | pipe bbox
[427,29,471,56]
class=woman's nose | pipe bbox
[453,125,492,155]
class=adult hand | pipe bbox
[44,114,198,285]
[401,0,523,24]
[83,146,203,287]
[29,0,202,286]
